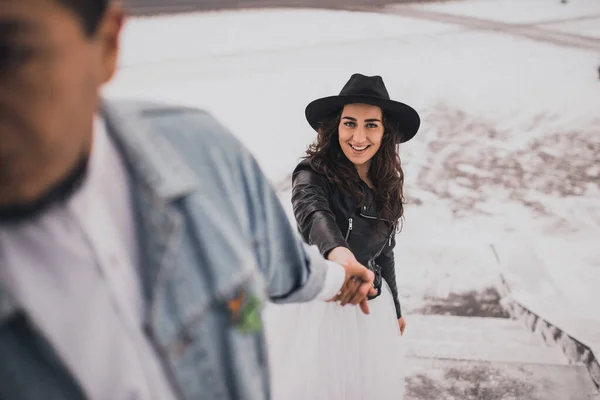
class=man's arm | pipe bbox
[239,152,372,305]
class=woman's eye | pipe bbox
[344,121,356,127]
[366,123,378,129]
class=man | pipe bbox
[0,1,376,399]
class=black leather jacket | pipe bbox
[291,159,402,318]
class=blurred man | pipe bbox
[0,1,376,399]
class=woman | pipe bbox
[264,73,420,400]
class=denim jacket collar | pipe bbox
[99,99,199,201]
[0,99,199,326]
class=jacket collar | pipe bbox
[99,98,199,201]
[0,99,199,324]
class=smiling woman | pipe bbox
[303,73,419,223]
[264,73,421,400]
[338,104,385,182]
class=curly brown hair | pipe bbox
[305,109,405,224]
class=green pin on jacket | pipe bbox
[228,290,263,334]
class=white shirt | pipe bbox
[0,117,345,399]
[0,118,178,400]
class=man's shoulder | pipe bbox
[102,98,260,201]
[112,99,241,146]
[105,98,250,167]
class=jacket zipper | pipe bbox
[360,212,395,246]
[359,212,377,220]
[345,218,353,241]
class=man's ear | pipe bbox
[97,4,125,85]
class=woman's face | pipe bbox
[337,103,384,169]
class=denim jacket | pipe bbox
[0,100,330,400]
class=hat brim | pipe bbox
[305,94,420,143]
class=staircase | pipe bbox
[403,315,598,400]
[276,191,600,399]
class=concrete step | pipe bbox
[404,358,599,400]
[406,314,548,347]
[405,338,571,366]
[404,315,568,365]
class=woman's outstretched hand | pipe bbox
[327,247,377,314]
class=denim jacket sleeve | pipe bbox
[240,152,328,304]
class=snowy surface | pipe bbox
[117,9,453,69]
[404,0,600,25]
[542,17,600,39]
[104,1,600,331]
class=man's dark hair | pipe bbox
[56,0,109,36]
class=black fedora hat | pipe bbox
[305,73,420,143]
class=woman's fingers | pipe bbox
[339,276,361,305]
[349,279,372,305]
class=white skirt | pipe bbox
[263,282,405,400]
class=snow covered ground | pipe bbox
[104,0,600,326]
[407,0,600,26]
